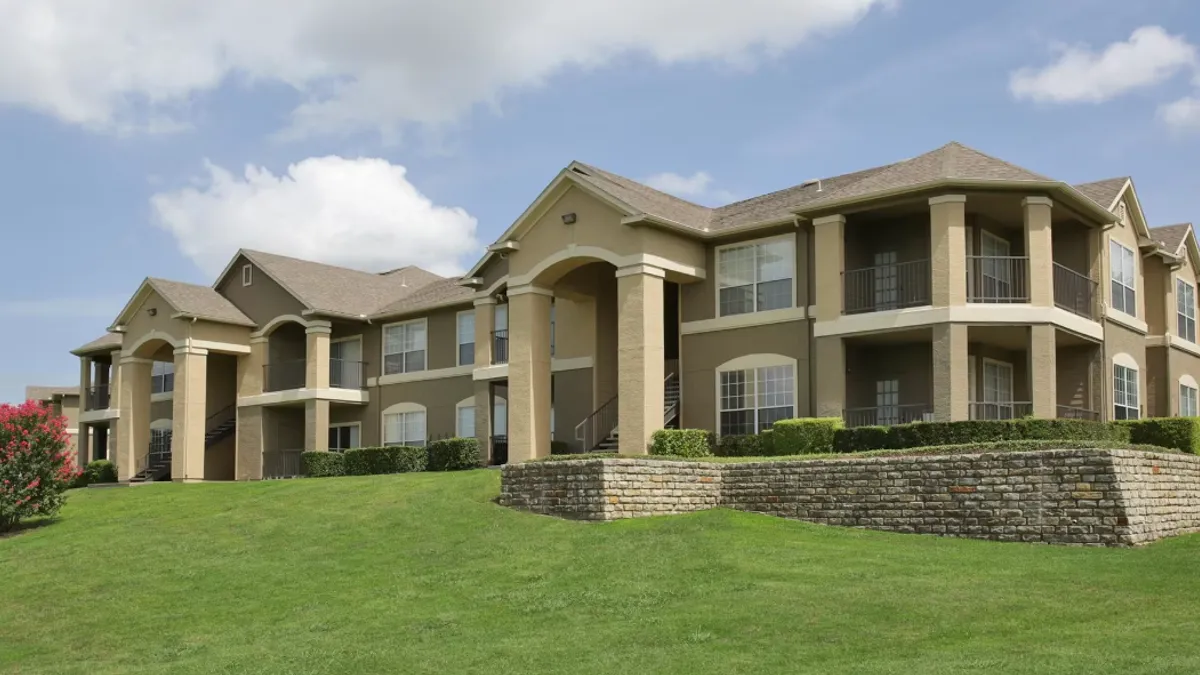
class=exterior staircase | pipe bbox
[129,405,236,483]
[576,368,680,453]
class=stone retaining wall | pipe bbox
[499,449,1200,546]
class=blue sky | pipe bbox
[2,0,1199,402]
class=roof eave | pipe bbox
[369,297,476,322]
[169,311,256,328]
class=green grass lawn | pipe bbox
[3,472,1199,674]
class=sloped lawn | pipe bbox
[2,471,1198,674]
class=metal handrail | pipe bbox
[492,330,509,364]
[664,371,680,425]
[1056,404,1100,421]
[969,401,1033,420]
[330,359,367,389]
[263,359,306,392]
[575,395,618,452]
[843,404,933,428]
[843,259,931,314]
[967,256,1029,303]
[85,384,110,410]
[1053,263,1097,319]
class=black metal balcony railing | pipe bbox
[843,259,932,314]
[329,359,367,389]
[263,450,303,479]
[492,330,509,365]
[1053,263,1098,319]
[843,404,933,428]
[969,401,1033,420]
[263,359,306,392]
[967,256,1029,303]
[85,384,110,410]
[1056,405,1101,421]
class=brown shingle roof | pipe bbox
[148,278,255,327]
[241,250,443,318]
[371,277,474,319]
[710,165,891,231]
[1073,177,1129,209]
[1150,223,1193,254]
[567,163,713,231]
[25,385,78,402]
[71,332,123,356]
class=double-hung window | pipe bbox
[328,424,360,452]
[383,319,427,375]
[1180,383,1199,417]
[1114,365,1140,420]
[456,401,476,438]
[1178,279,1196,343]
[456,311,475,366]
[717,237,794,317]
[150,361,174,394]
[1110,241,1137,315]
[384,407,426,447]
[719,363,795,436]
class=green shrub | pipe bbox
[833,418,1128,453]
[301,451,344,477]
[771,418,842,455]
[650,429,713,457]
[84,460,117,485]
[428,438,481,471]
[550,440,571,455]
[343,446,426,475]
[1117,417,1200,454]
[714,434,767,457]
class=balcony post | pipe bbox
[813,214,846,321]
[239,338,267,398]
[1023,196,1054,307]
[236,406,264,480]
[616,265,666,456]
[305,322,331,389]
[77,356,91,467]
[473,380,494,464]
[115,356,151,481]
[1088,226,1105,319]
[932,324,968,421]
[474,297,496,366]
[304,400,329,452]
[508,284,553,462]
[170,346,208,481]
[929,195,967,307]
[814,336,845,418]
[1029,324,1057,418]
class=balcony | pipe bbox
[85,384,110,410]
[492,330,508,365]
[1056,404,1101,421]
[843,404,932,427]
[329,359,367,389]
[263,359,306,392]
[969,401,1033,420]
[967,256,1029,303]
[1053,263,1098,319]
[843,259,931,314]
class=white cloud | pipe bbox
[150,156,479,276]
[1009,26,1197,104]
[1159,96,1200,130]
[643,170,735,205]
[0,0,889,139]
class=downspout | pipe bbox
[796,216,819,417]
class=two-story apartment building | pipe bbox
[23,385,82,460]
[72,141,1200,481]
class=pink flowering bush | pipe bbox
[0,401,78,531]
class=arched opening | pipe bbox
[264,320,307,392]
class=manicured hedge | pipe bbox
[1117,417,1200,454]
[650,429,713,458]
[550,440,571,455]
[343,446,427,475]
[84,460,117,485]
[428,438,481,471]
[301,451,345,477]
[833,418,1129,453]
[772,418,842,455]
[715,433,770,457]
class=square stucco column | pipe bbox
[171,347,208,481]
[616,265,665,455]
[1023,196,1054,307]
[305,400,330,452]
[1029,324,1057,418]
[813,215,846,321]
[507,285,553,462]
[474,298,496,366]
[930,195,967,307]
[814,336,846,418]
[239,339,267,398]
[77,357,91,466]
[1088,226,1106,319]
[236,406,264,480]
[932,324,968,421]
[306,322,331,389]
[115,357,151,481]
[473,379,494,464]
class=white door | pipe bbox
[330,338,362,388]
[980,231,1012,300]
[873,251,898,310]
[982,359,1014,419]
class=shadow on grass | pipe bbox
[0,518,60,540]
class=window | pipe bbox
[1114,364,1140,420]
[1181,383,1199,417]
[873,251,898,310]
[979,358,1015,419]
[1110,240,1137,315]
[328,424,360,452]
[383,404,426,447]
[383,319,427,375]
[150,361,174,394]
[330,337,362,388]
[242,264,253,286]
[456,398,476,438]
[457,311,475,366]
[717,237,794,317]
[149,420,172,459]
[493,397,508,437]
[876,379,899,426]
[1179,279,1196,343]
[718,362,795,436]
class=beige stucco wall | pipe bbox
[679,322,810,431]
[681,228,809,323]
[1103,196,1146,322]
[1145,257,1170,336]
[1105,321,1148,418]
[216,255,306,327]
[1147,345,1170,417]
[553,368,593,452]
[359,375,475,446]
[1057,345,1098,410]
[1168,347,1200,416]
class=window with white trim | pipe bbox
[1114,364,1140,420]
[383,319,427,375]
[456,399,476,438]
[456,311,475,366]
[876,379,899,425]
[719,363,795,436]
[328,424,360,452]
[1180,383,1198,417]
[383,405,426,447]
[873,252,898,310]
[1110,240,1137,316]
[150,361,174,394]
[717,237,794,317]
[1178,278,1196,343]
[242,264,253,286]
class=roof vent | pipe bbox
[800,179,823,192]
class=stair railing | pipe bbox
[663,371,680,426]
[575,395,618,453]
[205,404,237,435]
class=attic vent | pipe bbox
[570,167,590,176]
[800,179,823,192]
